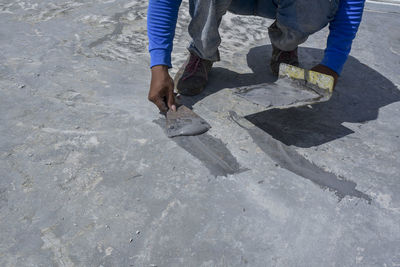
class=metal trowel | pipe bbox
[166,105,211,138]
[235,63,334,110]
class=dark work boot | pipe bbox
[270,44,299,76]
[175,52,213,96]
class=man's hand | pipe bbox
[148,65,176,113]
[311,64,339,88]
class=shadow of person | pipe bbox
[245,45,400,148]
[181,44,400,148]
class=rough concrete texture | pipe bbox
[1,0,400,266]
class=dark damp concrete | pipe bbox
[1,1,400,266]
[155,118,245,176]
[171,134,246,176]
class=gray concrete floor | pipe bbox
[1,0,400,266]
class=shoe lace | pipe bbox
[183,54,202,81]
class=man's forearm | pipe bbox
[322,0,366,75]
[147,0,182,68]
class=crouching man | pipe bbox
[147,0,365,112]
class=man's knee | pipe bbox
[268,21,308,51]
[277,0,339,36]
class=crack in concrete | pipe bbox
[41,227,74,267]
[88,8,132,48]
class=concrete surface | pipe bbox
[1,0,400,266]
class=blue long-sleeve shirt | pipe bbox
[147,0,365,75]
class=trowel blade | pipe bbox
[166,105,211,138]
[234,63,334,110]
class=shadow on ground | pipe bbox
[181,45,400,148]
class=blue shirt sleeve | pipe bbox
[147,0,182,68]
[321,0,366,75]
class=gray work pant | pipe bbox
[188,0,340,61]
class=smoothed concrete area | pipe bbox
[0,1,399,266]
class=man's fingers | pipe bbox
[148,94,168,113]
[167,88,176,112]
[311,64,338,88]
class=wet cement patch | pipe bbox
[234,78,325,110]
[166,105,211,137]
[155,118,247,177]
[229,111,371,203]
[166,117,210,137]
